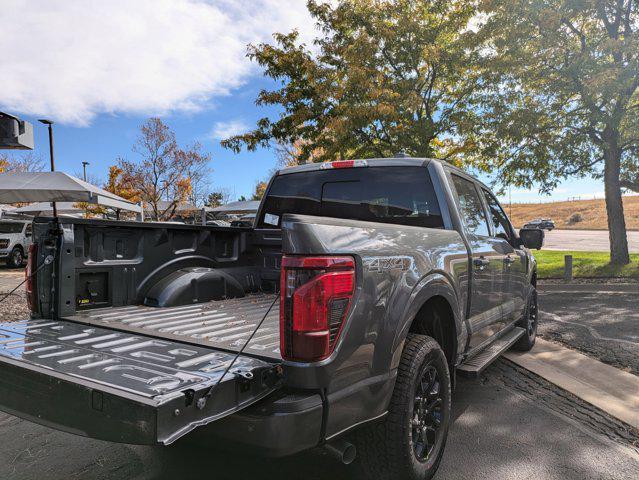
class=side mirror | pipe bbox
[519,228,544,250]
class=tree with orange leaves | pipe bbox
[117,118,210,221]
[0,152,44,173]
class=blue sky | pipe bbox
[6,76,284,201]
[0,0,613,203]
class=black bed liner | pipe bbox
[63,294,281,360]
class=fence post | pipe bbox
[564,255,573,281]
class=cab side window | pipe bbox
[450,174,490,237]
[482,189,513,243]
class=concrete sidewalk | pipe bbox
[505,338,639,430]
[538,282,639,293]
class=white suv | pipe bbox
[0,220,32,268]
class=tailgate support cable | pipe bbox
[0,255,54,305]
[199,294,280,406]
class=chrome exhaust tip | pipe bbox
[324,439,356,465]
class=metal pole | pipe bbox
[82,161,90,218]
[564,255,573,282]
[38,119,57,217]
[46,124,56,217]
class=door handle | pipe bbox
[473,257,490,268]
[504,255,517,265]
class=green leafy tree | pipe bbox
[472,0,639,265]
[251,181,268,200]
[222,0,480,163]
[206,192,224,208]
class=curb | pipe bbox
[538,283,639,293]
[505,338,639,430]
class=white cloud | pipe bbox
[210,119,249,140]
[0,0,316,126]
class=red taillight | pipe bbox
[25,244,37,312]
[320,159,368,169]
[280,256,355,362]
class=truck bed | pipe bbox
[64,294,281,360]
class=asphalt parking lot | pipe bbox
[0,359,636,480]
[0,273,637,479]
[538,283,639,375]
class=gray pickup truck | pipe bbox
[0,157,543,480]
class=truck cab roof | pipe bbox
[275,156,493,198]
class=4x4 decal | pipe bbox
[363,255,412,273]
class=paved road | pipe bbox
[544,229,639,252]
[538,283,639,375]
[0,360,636,480]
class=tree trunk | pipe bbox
[603,133,630,265]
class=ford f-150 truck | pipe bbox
[0,157,544,480]
[0,219,32,267]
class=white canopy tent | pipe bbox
[209,200,260,214]
[12,202,85,216]
[0,172,142,213]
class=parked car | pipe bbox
[523,218,555,231]
[0,219,32,267]
[230,212,256,227]
[0,157,544,480]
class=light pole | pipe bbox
[82,161,89,181]
[38,119,57,217]
[81,161,91,218]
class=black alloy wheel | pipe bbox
[411,364,444,462]
[513,288,538,351]
[8,247,23,268]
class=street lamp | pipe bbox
[82,161,90,181]
[38,119,57,217]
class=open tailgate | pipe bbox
[0,318,282,445]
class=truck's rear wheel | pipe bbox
[512,288,538,351]
[7,247,23,268]
[353,334,451,480]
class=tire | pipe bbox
[7,247,24,268]
[512,287,538,351]
[353,334,451,480]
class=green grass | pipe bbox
[534,250,639,279]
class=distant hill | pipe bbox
[505,195,639,230]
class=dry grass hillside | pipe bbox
[505,195,639,230]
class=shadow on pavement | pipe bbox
[1,361,637,480]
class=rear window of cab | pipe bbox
[258,166,443,229]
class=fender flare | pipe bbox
[390,271,467,369]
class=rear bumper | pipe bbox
[195,391,324,457]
